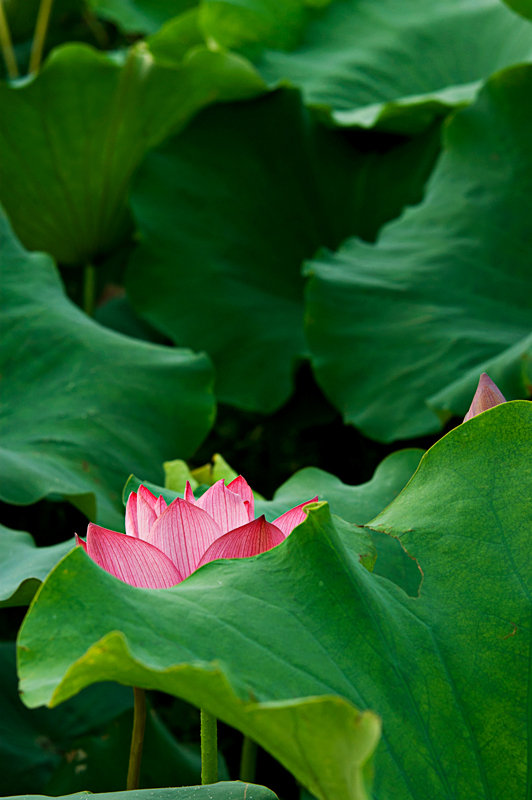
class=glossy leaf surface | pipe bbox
[306,66,532,441]
[0,209,214,528]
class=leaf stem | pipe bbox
[239,735,258,783]
[83,264,96,316]
[200,708,218,784]
[126,687,146,790]
[29,0,54,74]
[0,0,18,79]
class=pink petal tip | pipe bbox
[197,516,285,569]
[463,373,506,422]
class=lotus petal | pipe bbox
[184,480,196,504]
[85,523,182,588]
[197,516,285,568]
[196,479,250,532]
[463,373,506,422]
[227,475,254,521]
[125,491,139,538]
[273,498,318,537]
[74,533,87,551]
[148,498,223,578]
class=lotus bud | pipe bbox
[463,373,506,422]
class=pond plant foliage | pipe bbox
[0,1,531,799]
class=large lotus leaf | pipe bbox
[248,0,532,133]
[0,524,73,607]
[0,40,263,265]
[17,519,382,800]
[503,0,532,20]
[0,208,214,529]
[8,787,279,800]
[17,401,532,799]
[88,0,197,33]
[305,65,532,442]
[199,0,331,53]
[126,88,440,411]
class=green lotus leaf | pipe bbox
[502,0,532,20]
[7,786,279,800]
[305,65,532,441]
[252,0,532,132]
[199,0,330,53]
[0,524,73,607]
[126,88,440,411]
[88,0,197,34]
[0,208,214,529]
[0,39,263,265]
[18,401,532,799]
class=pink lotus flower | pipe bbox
[463,373,506,422]
[76,478,317,589]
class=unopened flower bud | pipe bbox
[463,373,506,422]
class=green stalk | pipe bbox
[83,264,96,316]
[200,709,218,784]
[239,735,258,783]
[29,0,54,74]
[0,0,18,78]
[126,687,146,790]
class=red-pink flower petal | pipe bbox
[197,516,285,568]
[75,533,87,551]
[147,498,223,578]
[125,491,139,538]
[136,491,157,540]
[273,497,318,537]
[463,373,506,422]
[154,495,167,516]
[184,481,196,504]
[196,479,249,533]
[227,475,254,521]
[86,523,183,589]
[138,484,158,510]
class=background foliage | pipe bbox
[1,0,531,798]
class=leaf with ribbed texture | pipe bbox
[0,208,214,529]
[252,0,532,132]
[306,65,532,441]
[126,88,440,411]
[18,401,532,799]
[0,39,263,265]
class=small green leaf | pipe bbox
[164,459,199,493]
